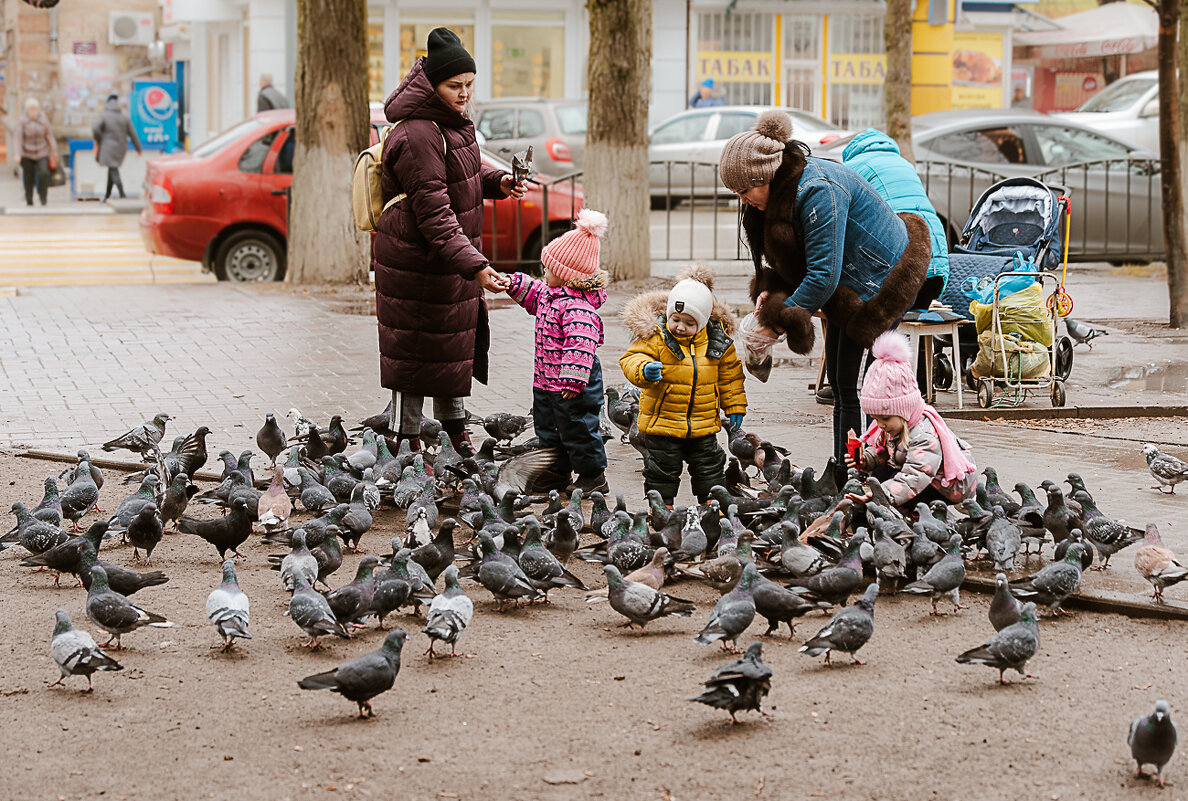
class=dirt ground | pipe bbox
[3,453,1187,801]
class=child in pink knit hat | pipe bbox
[845,331,977,508]
[504,208,610,494]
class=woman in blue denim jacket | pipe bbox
[719,111,931,470]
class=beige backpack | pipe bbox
[352,119,445,233]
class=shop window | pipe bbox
[477,109,516,141]
[238,130,279,173]
[518,109,546,138]
[368,10,385,102]
[491,14,565,99]
[694,10,775,106]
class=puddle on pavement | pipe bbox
[332,295,515,317]
[1105,362,1188,393]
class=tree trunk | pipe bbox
[287,0,370,285]
[585,0,651,281]
[1157,0,1187,326]
[883,0,914,163]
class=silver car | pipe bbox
[816,109,1162,261]
[1058,71,1159,153]
[649,105,845,207]
[473,98,587,177]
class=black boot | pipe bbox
[570,471,609,494]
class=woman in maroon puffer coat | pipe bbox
[373,28,524,455]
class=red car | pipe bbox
[140,109,582,281]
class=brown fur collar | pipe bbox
[621,264,736,340]
[561,269,609,292]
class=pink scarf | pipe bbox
[860,403,975,486]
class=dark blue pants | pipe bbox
[532,357,607,477]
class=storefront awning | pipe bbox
[1014,2,1157,59]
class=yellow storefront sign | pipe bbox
[951,32,1003,109]
[829,54,886,85]
[698,51,773,83]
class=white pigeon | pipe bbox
[1143,443,1188,494]
[422,565,474,658]
[206,560,252,651]
[50,610,122,692]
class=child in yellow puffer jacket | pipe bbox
[620,267,747,504]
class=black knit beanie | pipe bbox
[425,27,476,86]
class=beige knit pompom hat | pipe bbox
[719,110,794,193]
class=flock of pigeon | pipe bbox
[3,398,1185,785]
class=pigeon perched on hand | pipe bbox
[1064,317,1108,349]
[690,641,772,724]
[956,601,1040,684]
[298,630,406,718]
[799,582,878,666]
[1129,700,1178,787]
[49,610,122,692]
[102,413,171,459]
[206,560,251,651]
[1142,443,1188,495]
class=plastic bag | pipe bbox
[969,283,1054,347]
[962,251,1038,306]
[971,330,1051,380]
[738,312,785,383]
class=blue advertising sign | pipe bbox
[131,80,179,150]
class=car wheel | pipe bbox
[214,230,285,282]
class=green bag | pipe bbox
[969,282,1054,348]
[972,330,1051,380]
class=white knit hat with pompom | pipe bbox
[542,208,608,282]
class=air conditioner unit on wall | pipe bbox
[109,12,155,46]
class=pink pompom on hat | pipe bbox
[542,208,608,283]
[860,332,924,421]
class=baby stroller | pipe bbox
[935,177,1074,406]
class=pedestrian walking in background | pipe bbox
[720,110,930,480]
[13,97,58,207]
[621,268,748,505]
[256,74,290,113]
[690,78,724,109]
[372,27,525,457]
[92,94,142,202]
[504,208,611,494]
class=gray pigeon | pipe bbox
[298,630,406,718]
[160,473,198,528]
[326,556,380,627]
[1129,700,1178,787]
[1071,491,1142,570]
[518,517,587,599]
[871,523,907,593]
[1142,444,1188,495]
[985,506,1022,572]
[1064,317,1107,349]
[85,565,173,650]
[206,560,251,651]
[102,413,170,458]
[49,610,122,692]
[7,502,68,556]
[256,412,288,466]
[109,474,160,534]
[799,582,878,666]
[423,565,474,658]
[482,411,532,443]
[60,460,101,531]
[125,503,164,565]
[695,562,760,653]
[287,574,350,648]
[690,641,772,724]
[475,533,544,610]
[297,467,335,513]
[1010,542,1086,615]
[902,534,967,615]
[276,529,318,593]
[752,574,832,638]
[956,601,1040,684]
[603,564,694,630]
[988,572,1022,631]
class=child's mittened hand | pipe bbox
[643,361,663,382]
[728,413,744,431]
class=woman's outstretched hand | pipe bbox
[752,291,780,340]
[500,174,527,200]
[478,266,509,292]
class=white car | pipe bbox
[1057,70,1158,153]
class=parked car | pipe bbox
[473,98,587,177]
[814,109,1163,261]
[1057,70,1158,153]
[648,105,845,206]
[140,109,582,281]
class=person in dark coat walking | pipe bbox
[13,96,58,206]
[256,74,290,113]
[372,27,525,456]
[91,94,142,201]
